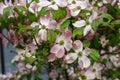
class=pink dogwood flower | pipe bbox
[50,28,72,58]
[68,0,88,16]
[31,15,51,41]
[73,20,93,36]
[65,40,91,68]
[85,62,103,79]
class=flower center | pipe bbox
[77,6,81,10]
[92,68,96,72]
[78,51,83,56]
[72,0,76,4]
[52,1,56,5]
[59,40,64,45]
[42,25,46,29]
[81,75,87,80]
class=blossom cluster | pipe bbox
[0,0,120,80]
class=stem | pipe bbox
[33,36,40,48]
[0,33,13,45]
[65,68,69,80]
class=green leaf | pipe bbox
[26,73,32,80]
[91,19,102,30]
[72,28,84,38]
[60,19,70,29]
[48,30,57,44]
[3,7,12,19]
[36,64,42,72]
[18,23,32,33]
[27,57,36,64]
[80,10,92,18]
[30,26,39,37]
[38,7,48,17]
[51,8,67,20]
[89,49,100,62]
[111,20,120,25]
[83,41,90,47]
[103,69,120,79]
[28,13,37,22]
[100,13,113,21]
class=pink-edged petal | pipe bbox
[48,4,58,10]
[40,15,50,26]
[55,0,67,7]
[73,40,83,52]
[83,25,92,36]
[78,1,88,9]
[85,71,95,79]
[70,9,81,17]
[93,62,103,71]
[47,54,56,62]
[79,56,90,68]
[56,46,65,58]
[89,12,98,23]
[62,28,72,39]
[28,7,35,13]
[64,40,72,51]
[49,19,57,30]
[65,53,78,64]
[96,72,102,79]
[38,0,51,7]
[30,22,39,27]
[38,29,47,41]
[50,44,60,54]
[72,20,86,28]
[83,48,91,56]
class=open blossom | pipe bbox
[100,35,109,48]
[31,15,51,41]
[73,19,93,36]
[85,62,103,79]
[50,28,72,58]
[65,40,91,68]
[110,55,120,67]
[68,0,88,16]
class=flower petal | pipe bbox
[47,54,56,62]
[62,28,72,39]
[83,25,92,36]
[83,48,91,56]
[56,46,65,58]
[79,1,88,9]
[48,4,58,10]
[70,9,81,17]
[55,0,67,7]
[38,29,47,41]
[30,22,39,27]
[79,56,90,68]
[38,0,51,7]
[50,44,60,54]
[73,40,83,52]
[85,71,95,79]
[64,40,72,51]
[40,15,50,26]
[73,20,86,28]
[65,53,78,64]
